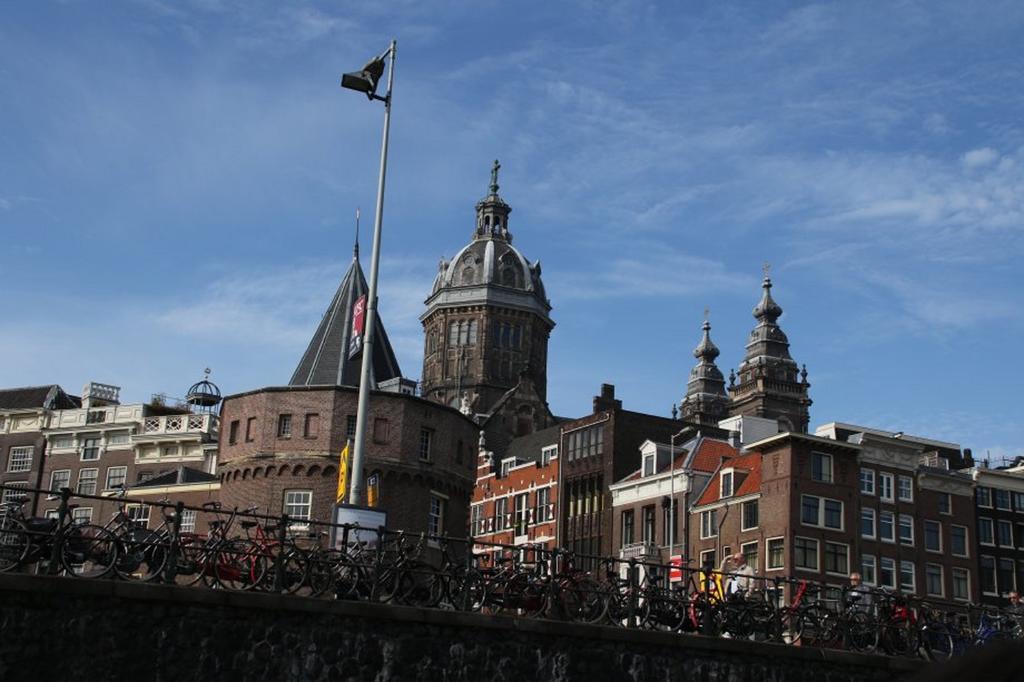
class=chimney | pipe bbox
[81,382,121,409]
[593,383,622,412]
[964,448,974,468]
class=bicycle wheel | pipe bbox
[213,539,267,590]
[495,571,546,618]
[59,524,119,579]
[845,610,878,652]
[114,528,168,582]
[921,621,955,662]
[174,533,213,587]
[796,605,832,646]
[569,576,609,624]
[0,516,30,573]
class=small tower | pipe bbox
[728,268,811,432]
[679,315,729,427]
[186,368,222,415]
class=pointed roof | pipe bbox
[739,273,797,373]
[679,319,729,426]
[289,251,402,388]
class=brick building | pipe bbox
[420,162,555,455]
[218,385,479,536]
[966,462,1024,605]
[470,424,560,563]
[0,385,79,514]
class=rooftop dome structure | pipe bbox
[186,368,222,414]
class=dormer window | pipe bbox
[643,452,656,477]
[721,470,734,498]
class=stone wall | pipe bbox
[0,574,925,682]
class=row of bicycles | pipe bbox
[0,487,1021,662]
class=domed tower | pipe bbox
[728,268,811,432]
[186,368,222,415]
[679,316,729,427]
[420,161,554,438]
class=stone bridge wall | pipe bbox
[0,574,925,682]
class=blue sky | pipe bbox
[2,1,1022,459]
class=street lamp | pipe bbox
[342,40,396,506]
[668,426,690,562]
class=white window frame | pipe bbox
[925,563,944,598]
[897,475,914,503]
[995,489,1012,511]
[861,507,876,539]
[283,489,312,522]
[766,536,785,571]
[793,536,819,573]
[720,469,734,498]
[879,510,896,543]
[49,469,71,492]
[859,468,875,496]
[951,567,971,602]
[740,540,759,572]
[823,540,850,577]
[741,499,758,531]
[108,432,130,447]
[938,492,952,516]
[494,497,508,531]
[125,503,151,528]
[900,560,916,593]
[950,524,969,558]
[642,452,656,477]
[179,509,197,533]
[811,452,833,483]
[800,494,844,531]
[898,513,915,546]
[6,446,33,473]
[879,472,894,503]
[105,466,128,490]
[70,507,93,524]
[979,517,995,546]
[879,557,897,589]
[540,445,557,467]
[861,554,877,585]
[997,519,1014,548]
[0,482,28,504]
[977,486,992,508]
[980,555,998,596]
[80,437,101,461]
[924,519,942,553]
[428,493,446,537]
[699,548,716,569]
[700,509,718,539]
[77,468,98,496]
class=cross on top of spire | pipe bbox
[489,159,501,195]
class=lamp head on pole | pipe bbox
[341,55,387,99]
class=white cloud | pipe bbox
[962,147,1000,168]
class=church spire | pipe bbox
[353,207,361,259]
[679,312,729,427]
[474,159,512,242]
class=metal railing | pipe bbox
[0,482,1019,662]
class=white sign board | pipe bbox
[332,504,388,550]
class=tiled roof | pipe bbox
[694,452,762,507]
[505,423,562,464]
[618,437,738,483]
[0,385,79,410]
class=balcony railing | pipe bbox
[138,414,217,437]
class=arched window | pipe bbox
[468,320,477,345]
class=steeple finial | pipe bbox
[489,159,501,195]
[354,207,361,259]
[763,261,771,279]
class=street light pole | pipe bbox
[346,40,396,506]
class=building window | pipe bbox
[105,466,127,490]
[662,505,678,546]
[0,483,28,505]
[126,504,151,528]
[952,567,970,601]
[998,519,1014,547]
[419,428,433,461]
[979,517,995,545]
[879,472,894,502]
[86,410,106,424]
[77,468,98,496]
[81,437,101,461]
[642,452,656,477]
[900,561,916,593]
[699,509,718,539]
[303,413,319,438]
[277,414,292,438]
[801,495,843,530]
[228,420,239,444]
[879,557,896,589]
[536,487,551,522]
[180,509,197,533]
[245,417,256,442]
[861,555,877,585]
[51,436,74,449]
[71,507,93,525]
[859,468,875,495]
[541,446,557,466]
[924,520,942,552]
[642,506,656,544]
[897,475,913,502]
[494,498,508,531]
[938,492,951,515]
[980,556,997,594]
[49,470,71,492]
[741,500,758,530]
[514,493,529,536]
[699,549,716,570]
[428,494,446,536]
[767,538,785,570]
[6,446,33,473]
[566,425,604,460]
[741,541,759,571]
[861,508,876,539]
[824,542,849,576]
[621,509,634,546]
[926,564,944,597]
[898,514,914,546]
[346,415,357,440]
[109,432,130,446]
[998,558,1015,596]
[720,470,734,498]
[1017,524,1024,548]
[811,452,833,483]
[1013,492,1024,513]
[470,505,483,536]
[794,537,819,571]
[373,418,389,444]
[879,510,895,542]
[976,486,992,508]
[283,490,312,521]
[995,489,1012,511]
